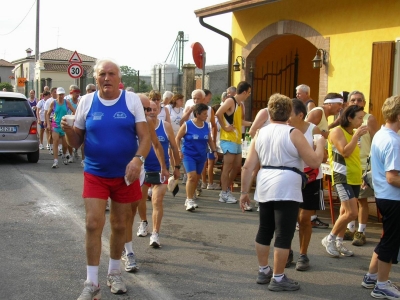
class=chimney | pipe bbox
[25,48,33,57]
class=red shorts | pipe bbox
[83,172,142,203]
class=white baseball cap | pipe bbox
[56,87,66,95]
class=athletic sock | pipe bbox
[328,232,337,241]
[259,265,271,274]
[336,236,344,243]
[358,224,367,233]
[87,265,99,286]
[367,272,378,279]
[347,220,356,232]
[273,273,284,282]
[377,280,389,288]
[125,242,134,255]
[108,258,121,274]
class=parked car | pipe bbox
[0,91,39,163]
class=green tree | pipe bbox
[0,82,13,92]
[120,65,150,93]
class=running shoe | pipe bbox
[352,231,366,246]
[311,217,329,228]
[321,235,340,257]
[185,199,195,211]
[77,280,101,300]
[362,273,377,289]
[39,144,44,150]
[371,281,400,299]
[137,221,148,237]
[124,253,139,272]
[268,274,300,291]
[257,268,273,284]
[107,270,127,294]
[336,241,354,257]
[52,160,58,169]
[150,232,161,248]
[207,183,222,190]
[62,156,68,165]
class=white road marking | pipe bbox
[24,174,174,300]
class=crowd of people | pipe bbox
[25,58,400,300]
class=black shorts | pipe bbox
[300,179,324,210]
[334,183,360,202]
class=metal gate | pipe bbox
[250,52,298,119]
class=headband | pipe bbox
[324,98,343,104]
[70,89,81,94]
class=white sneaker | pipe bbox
[244,203,252,211]
[192,200,199,208]
[81,160,85,168]
[137,221,148,237]
[52,160,58,169]
[207,183,222,190]
[185,199,195,211]
[62,155,68,165]
[321,235,340,257]
[49,149,53,155]
[68,155,74,163]
[296,222,300,231]
[336,241,354,257]
[73,148,79,159]
[46,144,50,150]
[150,232,160,248]
[201,182,207,189]
[182,174,187,184]
[219,190,237,203]
[39,144,44,150]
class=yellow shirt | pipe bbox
[220,103,242,144]
[328,126,362,185]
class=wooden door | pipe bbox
[369,41,395,126]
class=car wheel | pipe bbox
[27,149,39,163]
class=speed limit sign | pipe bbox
[68,64,84,79]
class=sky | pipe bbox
[0,0,232,75]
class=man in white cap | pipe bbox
[303,93,343,230]
[46,87,76,168]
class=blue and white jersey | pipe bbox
[182,120,209,159]
[145,120,170,172]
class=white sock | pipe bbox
[367,272,378,279]
[377,280,389,288]
[311,215,317,221]
[50,144,53,150]
[273,273,284,282]
[358,224,367,233]
[54,159,58,163]
[87,265,99,286]
[259,265,271,274]
[125,242,134,255]
[336,236,344,243]
[347,221,356,232]
[328,233,336,241]
[108,258,121,274]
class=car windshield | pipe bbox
[0,97,35,117]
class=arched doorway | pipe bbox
[239,20,329,119]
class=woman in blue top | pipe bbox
[362,95,400,299]
[175,103,218,211]
[141,101,180,248]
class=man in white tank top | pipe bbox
[305,93,343,229]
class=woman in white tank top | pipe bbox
[149,90,171,123]
[238,93,326,289]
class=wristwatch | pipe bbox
[174,165,181,169]
[134,155,145,163]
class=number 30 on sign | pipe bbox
[68,64,84,79]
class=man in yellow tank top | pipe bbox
[216,81,253,204]
[343,91,379,246]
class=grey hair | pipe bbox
[191,89,205,99]
[93,58,122,79]
[348,90,365,102]
[163,91,173,100]
[126,87,135,92]
[227,86,236,93]
[221,91,227,99]
[69,84,79,91]
[296,84,310,94]
[86,84,96,91]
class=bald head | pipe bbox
[138,93,150,107]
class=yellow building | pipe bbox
[195,0,400,125]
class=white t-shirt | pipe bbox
[44,97,55,111]
[74,91,146,130]
[166,104,183,135]
[254,123,303,202]
[303,122,323,180]
[37,99,46,121]
[185,99,194,109]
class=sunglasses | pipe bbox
[143,107,152,112]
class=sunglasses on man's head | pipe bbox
[143,107,152,112]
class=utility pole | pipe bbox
[35,0,40,94]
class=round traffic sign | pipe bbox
[68,64,84,79]
[192,42,205,69]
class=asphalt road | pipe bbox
[0,149,398,300]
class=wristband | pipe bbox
[240,191,248,194]
[174,165,181,169]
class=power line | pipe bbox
[0,0,36,36]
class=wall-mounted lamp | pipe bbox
[233,56,245,72]
[312,49,327,69]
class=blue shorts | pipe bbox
[183,155,207,174]
[39,121,45,129]
[220,140,242,155]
